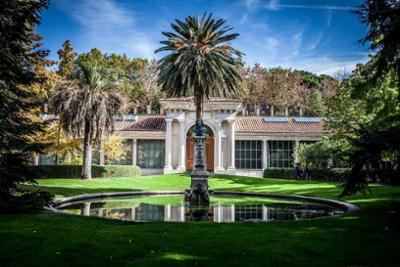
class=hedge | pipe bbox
[263,167,350,182]
[29,165,141,179]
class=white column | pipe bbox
[132,139,137,166]
[262,139,268,170]
[294,140,300,163]
[177,119,186,172]
[227,120,236,172]
[215,121,224,172]
[164,119,173,171]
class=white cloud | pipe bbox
[60,0,157,59]
[266,0,280,10]
[265,4,357,11]
[244,0,260,9]
[291,28,304,57]
[265,37,279,56]
[308,31,323,51]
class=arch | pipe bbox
[186,123,215,171]
[186,124,214,137]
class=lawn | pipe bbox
[1,174,399,266]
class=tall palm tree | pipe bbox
[51,61,127,179]
[156,13,242,202]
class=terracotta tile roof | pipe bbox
[114,115,166,132]
[113,115,324,135]
[235,116,325,134]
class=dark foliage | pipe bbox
[28,165,141,179]
[355,0,400,99]
[0,0,51,211]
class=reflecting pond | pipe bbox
[56,195,344,223]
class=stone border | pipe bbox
[50,190,359,213]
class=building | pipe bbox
[37,98,324,177]
[105,98,324,177]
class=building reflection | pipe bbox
[76,202,332,222]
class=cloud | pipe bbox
[265,37,279,56]
[60,0,157,58]
[291,28,304,57]
[266,0,279,10]
[308,31,323,51]
[265,3,357,11]
[244,0,260,9]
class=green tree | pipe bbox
[327,62,400,195]
[57,40,77,78]
[355,0,400,100]
[76,48,147,110]
[50,62,128,179]
[156,13,242,201]
[306,89,326,117]
[0,0,51,210]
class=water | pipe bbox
[56,195,343,223]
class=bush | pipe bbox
[263,168,294,179]
[29,165,141,179]
[263,167,350,182]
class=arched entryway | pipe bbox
[186,124,214,171]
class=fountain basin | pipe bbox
[49,191,358,223]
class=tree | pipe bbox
[50,61,128,179]
[0,0,51,210]
[327,62,400,196]
[103,137,126,163]
[57,40,77,78]
[138,59,163,113]
[355,0,400,101]
[306,89,326,117]
[263,68,307,115]
[156,13,242,202]
[33,120,82,164]
[76,49,147,111]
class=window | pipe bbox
[107,139,133,165]
[235,140,262,169]
[268,141,294,168]
[137,140,165,168]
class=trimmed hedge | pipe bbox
[29,165,141,179]
[263,168,294,179]
[263,167,350,182]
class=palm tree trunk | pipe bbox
[81,119,92,180]
[195,93,203,120]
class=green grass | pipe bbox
[1,174,400,266]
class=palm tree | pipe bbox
[51,61,127,179]
[156,13,242,202]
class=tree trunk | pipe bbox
[195,93,203,120]
[81,119,92,180]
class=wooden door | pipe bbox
[186,137,214,171]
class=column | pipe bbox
[99,139,105,165]
[294,140,300,163]
[164,119,173,171]
[227,120,235,172]
[177,119,186,172]
[262,139,268,170]
[132,139,137,166]
[215,121,224,172]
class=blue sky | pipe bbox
[38,0,369,75]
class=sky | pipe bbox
[37,0,370,75]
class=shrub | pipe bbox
[263,168,294,179]
[263,167,350,182]
[29,165,141,179]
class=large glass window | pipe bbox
[268,141,294,168]
[137,140,165,168]
[235,140,262,169]
[107,139,133,165]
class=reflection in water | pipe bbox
[61,195,343,223]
